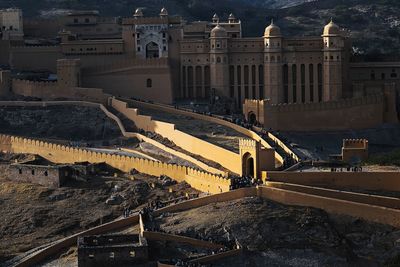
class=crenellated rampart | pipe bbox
[111,98,243,174]
[0,134,231,194]
[264,94,383,113]
[82,57,169,75]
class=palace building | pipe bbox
[0,8,399,130]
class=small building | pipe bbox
[77,234,149,267]
[341,139,369,163]
[8,163,70,188]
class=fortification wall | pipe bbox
[11,79,110,105]
[0,100,224,176]
[262,94,387,131]
[10,46,62,72]
[0,134,11,152]
[124,98,276,155]
[264,171,400,192]
[82,60,174,104]
[12,79,58,96]
[111,98,242,174]
[0,40,10,66]
[257,186,400,228]
[0,134,231,194]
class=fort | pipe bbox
[0,6,400,267]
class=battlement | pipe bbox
[57,58,81,67]
[343,139,368,149]
[264,94,383,113]
[239,139,257,148]
[0,133,231,194]
[82,57,169,75]
[12,79,57,87]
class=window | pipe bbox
[44,171,48,177]
[216,57,221,63]
[74,18,78,23]
[381,73,386,80]
[137,47,141,52]
[146,79,152,88]
[109,252,115,259]
[85,18,90,23]
[31,170,35,175]
[19,169,22,174]
[130,251,136,257]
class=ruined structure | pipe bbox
[341,139,369,163]
[77,234,148,267]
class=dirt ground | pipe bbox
[153,197,400,267]
[0,173,199,263]
[128,103,248,153]
[0,106,121,143]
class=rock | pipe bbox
[105,194,123,205]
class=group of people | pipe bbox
[331,166,363,172]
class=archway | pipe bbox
[242,152,255,178]
[248,112,257,125]
[146,42,159,58]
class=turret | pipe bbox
[263,20,284,104]
[322,19,344,101]
[212,13,219,23]
[228,13,236,23]
[133,8,143,18]
[0,70,11,96]
[209,24,230,98]
[160,7,168,18]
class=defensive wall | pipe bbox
[263,171,400,192]
[111,98,243,175]
[266,182,400,209]
[81,58,174,104]
[11,79,111,105]
[0,100,226,176]
[9,45,62,72]
[120,98,286,164]
[244,87,399,131]
[12,185,400,267]
[0,134,231,194]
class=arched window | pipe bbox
[217,57,221,63]
[146,79,152,88]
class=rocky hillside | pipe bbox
[0,0,399,59]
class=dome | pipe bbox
[160,7,168,16]
[323,19,340,36]
[213,13,219,20]
[264,20,281,37]
[133,8,143,17]
[228,13,236,20]
[210,24,227,38]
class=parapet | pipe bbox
[57,58,81,67]
[263,94,384,113]
[343,139,368,149]
[239,139,257,148]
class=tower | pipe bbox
[263,20,284,104]
[209,24,230,98]
[57,59,81,88]
[0,70,11,96]
[322,19,344,101]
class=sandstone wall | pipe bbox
[82,58,174,104]
[12,79,110,105]
[0,134,231,194]
[264,171,400,192]
[264,94,386,131]
[111,98,243,174]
